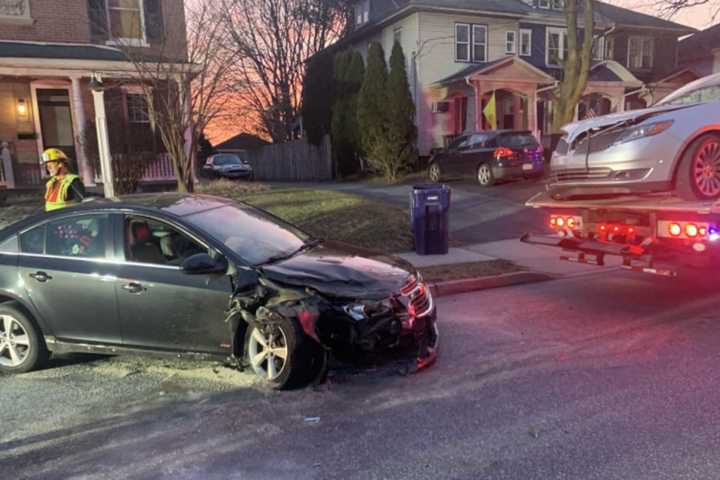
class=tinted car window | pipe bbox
[20,225,45,254]
[470,134,487,148]
[659,85,720,106]
[125,215,206,266]
[447,136,468,151]
[498,133,539,149]
[46,215,109,259]
[213,155,241,166]
[185,204,309,266]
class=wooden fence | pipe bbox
[245,135,332,181]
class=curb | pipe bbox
[429,271,553,298]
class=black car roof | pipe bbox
[0,193,235,238]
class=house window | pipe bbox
[127,93,150,124]
[0,0,30,21]
[605,36,615,60]
[456,23,487,63]
[519,29,532,56]
[538,0,550,8]
[455,23,470,62]
[354,0,369,26]
[628,36,654,69]
[107,0,146,44]
[593,36,605,61]
[506,31,517,55]
[472,25,487,62]
[546,27,568,67]
[551,0,564,9]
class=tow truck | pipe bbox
[521,191,720,277]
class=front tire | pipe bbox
[0,303,48,374]
[477,163,495,187]
[676,133,720,201]
[245,315,317,389]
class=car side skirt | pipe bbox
[44,336,228,362]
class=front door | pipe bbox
[37,89,78,173]
[113,215,233,355]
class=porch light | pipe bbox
[16,99,27,117]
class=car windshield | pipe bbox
[658,76,720,106]
[184,204,310,266]
[498,133,539,149]
[213,155,241,166]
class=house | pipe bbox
[335,0,695,156]
[214,133,269,157]
[678,23,720,77]
[0,0,188,190]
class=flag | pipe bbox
[483,92,497,130]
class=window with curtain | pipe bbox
[108,0,145,41]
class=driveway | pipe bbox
[281,178,549,245]
[4,270,720,479]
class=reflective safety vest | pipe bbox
[45,174,80,212]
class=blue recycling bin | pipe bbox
[411,184,451,255]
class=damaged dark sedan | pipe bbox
[0,194,438,388]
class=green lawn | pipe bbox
[198,181,414,254]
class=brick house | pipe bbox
[0,0,188,190]
[330,0,695,156]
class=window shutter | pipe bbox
[144,0,165,43]
[88,0,108,42]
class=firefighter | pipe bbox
[42,148,85,212]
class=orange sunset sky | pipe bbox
[207,1,716,145]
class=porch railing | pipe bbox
[140,153,176,181]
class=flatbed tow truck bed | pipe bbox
[522,191,720,277]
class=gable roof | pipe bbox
[214,133,269,152]
[679,23,720,65]
[592,1,695,32]
[435,56,556,86]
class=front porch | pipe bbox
[0,45,179,191]
[429,57,661,150]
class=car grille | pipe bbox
[401,275,433,318]
[573,130,625,155]
[552,167,613,182]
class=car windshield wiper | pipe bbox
[260,238,323,265]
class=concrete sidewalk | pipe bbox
[397,236,621,278]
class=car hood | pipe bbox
[260,241,415,300]
[561,103,694,143]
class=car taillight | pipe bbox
[669,223,682,237]
[494,147,514,159]
[549,215,582,231]
[657,221,717,241]
[686,224,699,238]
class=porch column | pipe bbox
[528,89,538,138]
[472,81,485,131]
[615,93,626,113]
[70,76,95,186]
[91,85,116,199]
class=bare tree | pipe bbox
[654,0,720,20]
[114,0,237,192]
[221,0,350,143]
[552,0,595,133]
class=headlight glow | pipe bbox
[613,120,674,146]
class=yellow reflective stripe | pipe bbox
[44,175,80,211]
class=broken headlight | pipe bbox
[343,304,367,321]
[613,120,674,146]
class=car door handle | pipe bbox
[121,282,146,294]
[29,271,52,283]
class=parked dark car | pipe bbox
[0,194,438,388]
[203,154,253,180]
[428,130,545,186]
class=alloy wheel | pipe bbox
[429,164,441,182]
[248,325,288,381]
[692,139,720,198]
[478,164,492,186]
[0,315,31,368]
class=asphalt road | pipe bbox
[4,269,720,479]
[296,177,549,245]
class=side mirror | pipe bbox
[182,253,228,275]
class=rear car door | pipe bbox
[18,213,121,344]
[112,214,232,355]
[445,135,470,175]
